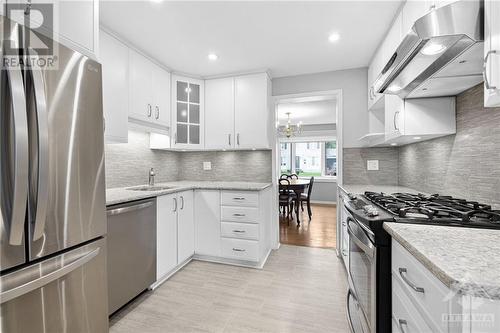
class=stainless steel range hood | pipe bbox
[374,0,484,99]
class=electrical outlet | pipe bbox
[367,160,379,171]
[203,161,212,171]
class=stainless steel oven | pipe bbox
[347,216,377,333]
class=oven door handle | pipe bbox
[347,218,375,258]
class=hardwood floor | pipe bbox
[110,245,349,333]
[279,204,337,249]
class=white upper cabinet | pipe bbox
[234,73,272,149]
[171,75,204,149]
[205,77,235,150]
[99,30,128,143]
[3,0,99,59]
[152,64,171,128]
[129,49,171,130]
[385,95,456,144]
[484,0,500,107]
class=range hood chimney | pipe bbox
[374,0,484,99]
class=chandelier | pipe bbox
[277,112,303,138]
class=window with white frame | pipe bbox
[279,140,337,177]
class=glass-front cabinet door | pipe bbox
[172,75,204,149]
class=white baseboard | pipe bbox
[193,248,272,270]
[149,256,193,290]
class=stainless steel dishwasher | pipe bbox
[107,198,156,315]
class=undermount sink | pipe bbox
[127,186,175,192]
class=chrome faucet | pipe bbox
[148,168,155,186]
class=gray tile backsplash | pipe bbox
[179,150,272,182]
[105,130,272,189]
[343,147,399,185]
[399,84,500,208]
[105,131,181,188]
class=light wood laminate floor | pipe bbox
[280,204,337,249]
[110,245,349,333]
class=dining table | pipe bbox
[279,178,310,225]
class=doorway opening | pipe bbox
[273,92,340,249]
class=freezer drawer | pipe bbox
[0,238,108,333]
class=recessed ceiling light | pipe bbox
[208,53,218,61]
[328,32,340,43]
[391,143,398,146]
[421,43,446,56]
[413,136,422,140]
[150,0,164,3]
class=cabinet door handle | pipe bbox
[155,106,160,119]
[174,133,177,144]
[232,248,246,252]
[393,111,400,131]
[173,198,177,212]
[233,197,245,200]
[180,196,184,210]
[147,104,152,117]
[232,230,246,233]
[228,134,231,146]
[398,319,408,333]
[398,268,424,293]
[484,50,498,90]
[237,133,240,145]
[233,213,246,217]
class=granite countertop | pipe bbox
[338,184,426,196]
[384,222,500,300]
[106,181,272,206]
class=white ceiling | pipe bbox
[100,1,402,78]
[277,99,336,126]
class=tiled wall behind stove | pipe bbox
[399,84,500,209]
[105,130,273,188]
[343,147,399,185]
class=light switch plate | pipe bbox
[367,160,379,171]
[203,161,212,171]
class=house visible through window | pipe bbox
[280,140,337,177]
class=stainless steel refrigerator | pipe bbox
[0,15,108,332]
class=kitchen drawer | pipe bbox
[221,238,259,262]
[392,240,448,332]
[221,206,259,223]
[221,222,259,240]
[392,274,434,333]
[221,191,259,207]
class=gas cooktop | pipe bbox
[364,191,500,229]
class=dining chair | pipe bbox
[278,178,294,224]
[297,177,314,220]
[288,174,299,180]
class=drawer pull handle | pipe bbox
[399,268,425,293]
[233,213,246,217]
[232,230,246,233]
[233,197,245,200]
[232,248,246,252]
[398,319,408,333]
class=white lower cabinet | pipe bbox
[156,194,178,280]
[156,190,194,283]
[156,187,271,286]
[221,238,259,262]
[194,190,221,257]
[392,240,500,332]
[177,190,194,263]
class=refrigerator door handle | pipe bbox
[27,48,49,241]
[2,49,29,246]
[0,247,100,304]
